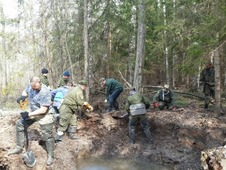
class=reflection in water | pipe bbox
[78,157,172,170]
[80,165,110,170]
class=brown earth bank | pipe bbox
[0,102,226,170]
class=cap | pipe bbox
[99,78,105,84]
[41,68,48,74]
[63,71,70,77]
[130,87,136,91]
[78,80,87,86]
[163,84,169,89]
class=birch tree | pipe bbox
[83,0,89,99]
[162,0,169,86]
[133,0,146,91]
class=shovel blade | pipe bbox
[23,151,36,168]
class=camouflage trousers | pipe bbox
[129,114,150,130]
[158,101,173,110]
[203,84,215,108]
[58,104,78,132]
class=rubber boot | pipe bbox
[8,146,23,155]
[46,139,54,166]
[68,126,79,140]
[143,128,153,144]
[129,127,135,144]
[113,101,119,111]
[204,103,209,110]
[55,133,63,142]
[8,120,25,155]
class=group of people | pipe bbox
[7,60,215,167]
[7,69,93,167]
[152,60,215,111]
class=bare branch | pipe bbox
[118,70,132,89]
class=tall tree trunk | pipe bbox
[0,13,7,88]
[103,0,111,78]
[162,0,170,85]
[213,0,222,115]
[133,0,145,91]
[128,4,136,85]
[214,49,221,114]
[106,21,111,78]
[172,0,176,88]
[83,0,89,100]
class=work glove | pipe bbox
[20,111,29,120]
[153,102,159,108]
[173,107,176,111]
[16,96,27,104]
[83,102,94,112]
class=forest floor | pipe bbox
[0,94,226,170]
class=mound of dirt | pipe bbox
[0,103,226,170]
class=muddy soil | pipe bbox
[0,101,225,170]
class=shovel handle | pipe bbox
[23,120,29,151]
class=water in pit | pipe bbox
[78,157,173,170]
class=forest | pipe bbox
[1,0,226,169]
[1,0,226,103]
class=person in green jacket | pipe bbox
[99,78,123,112]
[125,88,153,144]
[55,80,93,142]
[57,71,70,87]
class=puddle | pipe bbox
[78,157,173,170]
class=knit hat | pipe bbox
[78,80,87,86]
[63,71,70,77]
[41,68,48,74]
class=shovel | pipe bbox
[23,120,36,168]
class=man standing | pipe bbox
[8,77,55,166]
[153,84,176,110]
[40,68,51,89]
[57,71,71,87]
[55,80,93,142]
[99,78,123,112]
[125,88,153,144]
[199,60,215,110]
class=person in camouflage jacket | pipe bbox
[55,80,93,142]
[57,71,70,87]
[125,88,153,144]
[199,61,215,110]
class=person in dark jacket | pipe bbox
[199,60,215,110]
[40,68,51,89]
[125,88,153,144]
[153,84,176,110]
[99,78,123,112]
